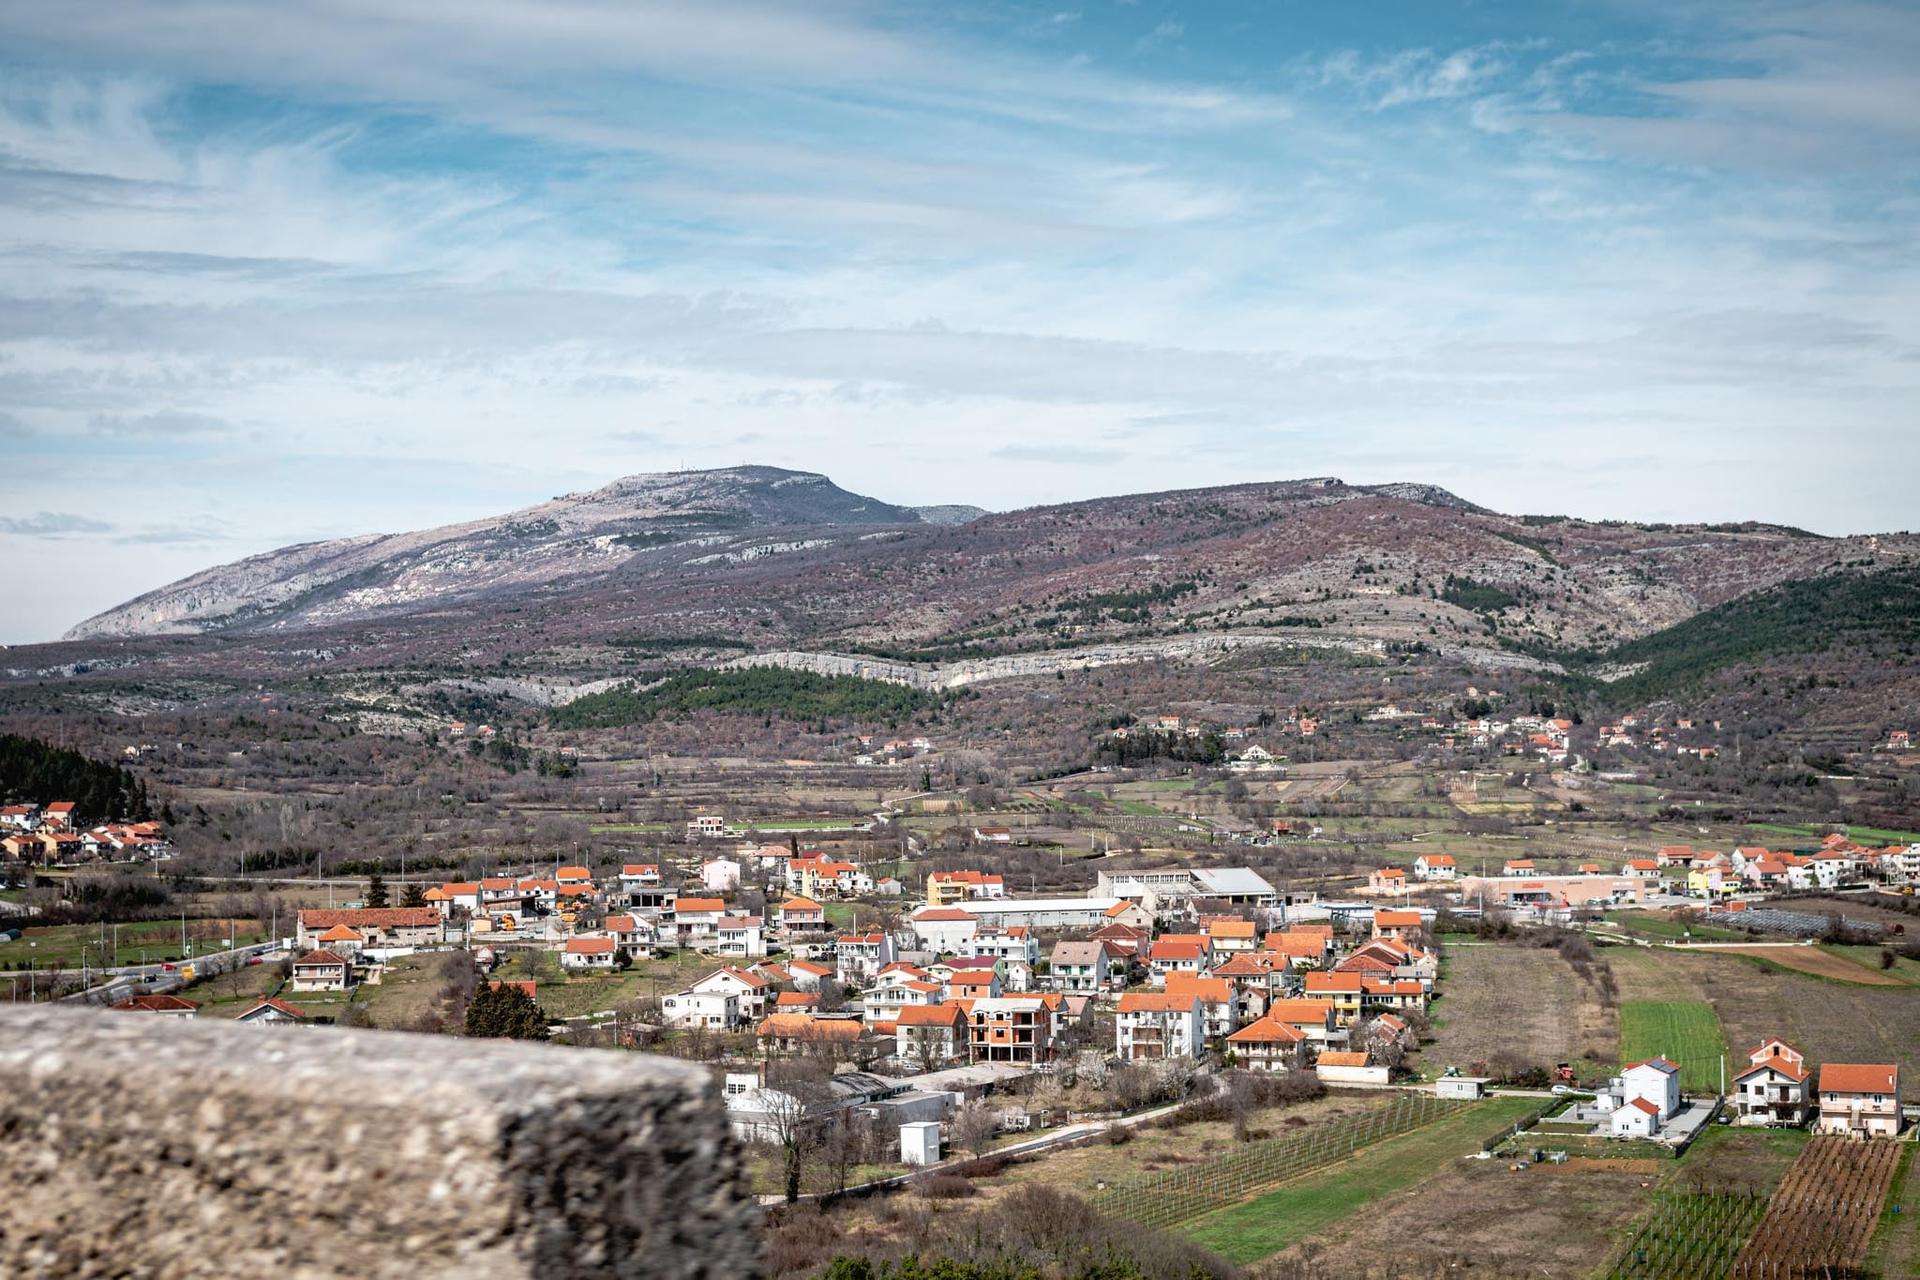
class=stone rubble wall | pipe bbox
[0,1006,762,1280]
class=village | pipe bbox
[5,695,1919,1277]
[57,800,1911,1179]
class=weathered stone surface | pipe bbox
[0,1006,762,1279]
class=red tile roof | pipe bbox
[1820,1062,1898,1094]
[114,993,198,1012]
[298,908,440,930]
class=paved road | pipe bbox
[52,938,289,1006]
[756,1089,1202,1207]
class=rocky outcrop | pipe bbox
[0,1005,761,1279]
[721,631,1564,691]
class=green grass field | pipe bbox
[3,919,269,970]
[1866,1144,1919,1280]
[1828,944,1920,986]
[741,819,863,831]
[1747,820,1920,846]
[1618,999,1727,1093]
[1184,1097,1539,1262]
[1604,912,1749,943]
[586,822,668,834]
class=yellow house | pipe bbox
[926,870,1003,907]
[1687,867,1732,900]
[1302,972,1364,1027]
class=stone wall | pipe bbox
[0,1006,762,1279]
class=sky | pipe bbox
[2,1,1918,643]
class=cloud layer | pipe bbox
[2,1,1917,641]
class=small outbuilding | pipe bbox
[1435,1075,1490,1100]
[901,1121,942,1166]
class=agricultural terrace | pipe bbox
[1731,1136,1904,1278]
[1183,1096,1541,1263]
[1606,946,1920,1099]
[1618,999,1727,1093]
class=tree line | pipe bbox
[0,734,151,826]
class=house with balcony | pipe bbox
[835,932,896,986]
[967,997,1052,1064]
[926,869,1007,906]
[712,914,766,959]
[1224,1015,1308,1072]
[686,966,773,1021]
[1815,1063,1903,1137]
[1048,940,1110,994]
[776,897,827,932]
[1164,973,1239,1043]
[1302,971,1365,1026]
[1115,991,1203,1061]
[1732,1038,1812,1128]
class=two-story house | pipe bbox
[1115,991,1203,1061]
[1048,940,1109,994]
[1815,1062,1902,1137]
[1733,1038,1812,1128]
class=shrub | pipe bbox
[917,1173,976,1200]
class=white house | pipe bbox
[712,914,766,959]
[1115,991,1204,1060]
[1048,941,1109,994]
[687,966,773,1020]
[561,936,618,971]
[701,858,743,892]
[907,908,979,955]
[1733,1039,1812,1128]
[1610,1096,1662,1138]
[1621,1058,1682,1120]
[661,988,741,1030]
[1412,854,1457,880]
[835,932,896,985]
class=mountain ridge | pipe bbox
[61,467,1920,666]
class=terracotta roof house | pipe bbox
[113,993,199,1016]
[236,996,310,1025]
[290,949,353,992]
[1815,1063,1902,1137]
[1226,1015,1308,1072]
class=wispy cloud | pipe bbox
[0,512,115,537]
[0,1,1915,641]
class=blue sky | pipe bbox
[2,1,1918,642]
